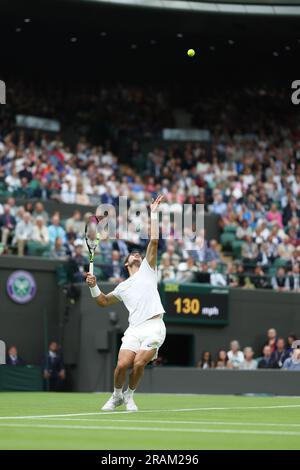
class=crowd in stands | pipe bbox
[1,84,300,289]
[195,328,300,371]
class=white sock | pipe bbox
[113,387,123,397]
[126,387,135,396]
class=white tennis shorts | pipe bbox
[120,316,166,359]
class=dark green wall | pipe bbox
[0,256,64,366]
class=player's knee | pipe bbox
[116,360,130,372]
[133,358,147,370]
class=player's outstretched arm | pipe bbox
[146,194,164,269]
[86,274,120,307]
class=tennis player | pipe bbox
[86,195,166,411]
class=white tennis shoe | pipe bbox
[101,394,124,411]
[123,391,138,411]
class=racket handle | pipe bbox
[89,262,94,276]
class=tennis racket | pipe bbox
[85,215,106,275]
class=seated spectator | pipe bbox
[257,345,273,369]
[65,210,84,236]
[215,349,228,368]
[236,220,252,240]
[48,213,66,245]
[240,347,257,370]
[283,341,300,371]
[43,341,66,391]
[13,211,34,256]
[6,346,25,366]
[32,216,50,245]
[227,340,244,369]
[67,239,89,282]
[266,203,283,228]
[197,351,214,369]
[242,235,258,266]
[252,266,269,289]
[288,263,300,291]
[205,239,221,262]
[264,328,278,353]
[271,267,290,292]
[256,242,274,267]
[158,253,176,282]
[283,199,300,226]
[287,333,298,356]
[210,193,227,215]
[32,202,49,224]
[226,263,238,287]
[236,263,247,288]
[0,204,16,248]
[209,260,227,287]
[271,338,289,369]
[102,249,124,283]
[50,236,67,259]
[176,255,199,283]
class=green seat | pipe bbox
[94,255,105,265]
[232,240,244,259]
[220,232,235,250]
[27,241,51,256]
[223,225,237,234]
[274,258,287,268]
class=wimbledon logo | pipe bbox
[7,270,37,304]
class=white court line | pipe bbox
[1,422,300,436]
[42,417,300,427]
[1,404,300,420]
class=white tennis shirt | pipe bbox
[111,258,165,327]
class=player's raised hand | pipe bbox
[150,194,164,213]
[86,273,97,288]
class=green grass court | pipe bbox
[0,392,300,450]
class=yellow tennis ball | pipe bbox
[187,49,195,57]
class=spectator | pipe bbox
[215,350,228,369]
[176,255,199,283]
[240,347,257,370]
[158,253,176,282]
[266,203,283,228]
[210,260,227,287]
[50,236,67,259]
[43,341,66,391]
[227,340,244,369]
[102,249,124,283]
[283,342,300,371]
[67,239,89,282]
[288,263,300,292]
[257,345,273,369]
[252,266,269,289]
[197,351,214,369]
[32,202,49,224]
[242,235,259,266]
[32,216,50,245]
[48,214,66,245]
[271,267,290,292]
[13,212,34,256]
[0,204,16,247]
[6,346,25,366]
[264,328,278,353]
[287,334,298,356]
[65,210,84,236]
[271,338,289,369]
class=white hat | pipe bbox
[74,239,83,247]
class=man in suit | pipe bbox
[6,345,25,366]
[43,342,66,391]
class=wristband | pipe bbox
[151,212,158,220]
[89,285,101,298]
